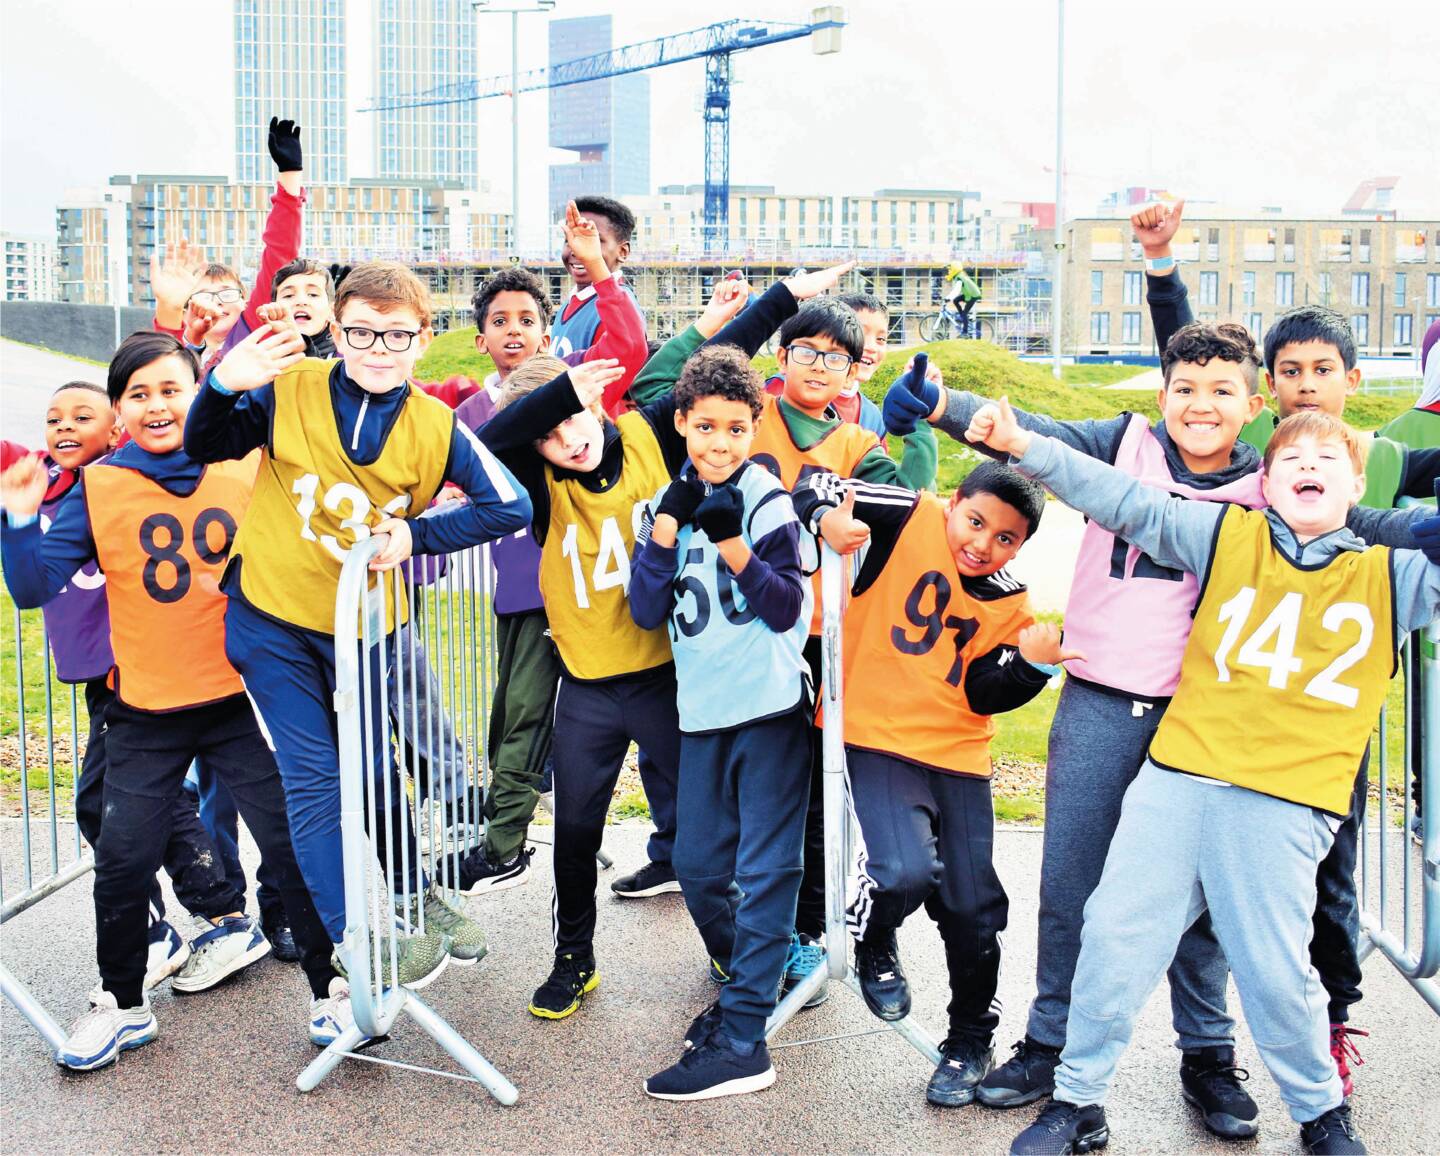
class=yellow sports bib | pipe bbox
[1149,506,1395,815]
[230,359,452,635]
[538,411,673,680]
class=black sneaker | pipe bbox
[1010,1100,1110,1155]
[260,909,301,963]
[610,860,681,898]
[684,999,723,1049]
[444,845,533,897]
[977,1037,1062,1108]
[927,1034,995,1107]
[1301,1103,1366,1154]
[1180,1046,1260,1140]
[855,931,910,1021]
[644,1032,776,1101]
[527,953,598,1020]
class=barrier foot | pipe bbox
[402,994,519,1104]
[296,1023,366,1092]
[0,959,65,1059]
[762,949,943,1068]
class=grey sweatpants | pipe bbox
[1057,763,1343,1124]
[1028,676,1234,1052]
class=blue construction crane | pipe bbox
[363,10,846,250]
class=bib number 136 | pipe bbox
[292,473,410,562]
[1211,586,1374,708]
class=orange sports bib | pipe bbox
[749,393,880,634]
[837,494,1035,777]
[85,456,258,712]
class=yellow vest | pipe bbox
[230,360,452,635]
[1149,507,1395,815]
[538,411,673,680]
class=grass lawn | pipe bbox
[2,337,1423,824]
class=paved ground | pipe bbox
[3,822,1437,1155]
[0,340,107,449]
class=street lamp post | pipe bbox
[474,0,555,255]
[1051,0,1066,378]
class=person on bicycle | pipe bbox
[945,264,983,338]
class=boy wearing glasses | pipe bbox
[184,261,533,984]
[151,117,306,373]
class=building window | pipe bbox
[1199,270,1219,306]
[1090,227,1123,261]
[1351,272,1369,306]
[1319,271,1333,305]
[1394,314,1413,347]
[1122,271,1142,305]
[1352,314,1369,348]
[1243,227,1275,261]
[1122,312,1141,344]
[1245,312,1263,338]
[1242,271,1256,306]
[1393,273,1407,308]
[1275,271,1294,307]
[1358,229,1371,263]
[1090,312,1110,343]
[1428,273,1440,309]
[1282,228,1296,262]
[1396,228,1426,263]
[1206,227,1220,262]
[1090,270,1104,304]
[1322,228,1352,262]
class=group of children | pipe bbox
[2,120,1435,1155]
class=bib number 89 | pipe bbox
[137,508,236,604]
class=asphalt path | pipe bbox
[0,340,107,449]
[3,822,1437,1154]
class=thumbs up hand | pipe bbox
[818,486,871,555]
[965,396,1030,458]
[882,352,941,436]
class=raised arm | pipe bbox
[243,119,306,331]
[184,323,307,461]
[1131,200,1192,352]
[971,397,1225,578]
[0,463,98,609]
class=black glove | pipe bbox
[327,263,352,291]
[695,484,746,542]
[656,473,707,528]
[268,117,304,173]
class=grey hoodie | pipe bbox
[1013,433,1440,633]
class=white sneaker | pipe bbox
[86,919,193,1005]
[171,914,271,993]
[57,990,157,1071]
[145,919,191,988]
[309,977,356,1047]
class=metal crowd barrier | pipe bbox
[764,547,942,1063]
[297,536,517,1102]
[1358,621,1439,1014]
[0,605,92,1056]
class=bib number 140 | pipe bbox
[1211,586,1374,708]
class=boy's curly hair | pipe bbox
[1161,321,1261,394]
[471,267,553,329]
[675,345,765,419]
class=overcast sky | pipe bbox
[2,0,1437,241]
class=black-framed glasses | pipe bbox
[785,344,853,372]
[341,326,422,352]
[191,287,243,306]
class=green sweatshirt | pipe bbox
[628,325,938,491]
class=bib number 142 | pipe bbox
[1211,586,1374,708]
